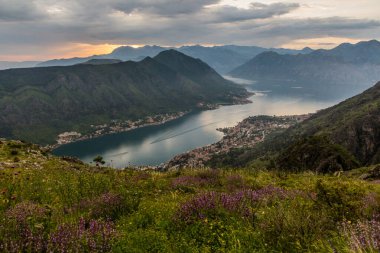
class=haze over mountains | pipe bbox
[230,40,380,99]
[35,45,313,74]
[3,40,379,102]
[0,50,248,144]
[0,61,41,70]
[1,39,380,145]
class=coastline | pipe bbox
[46,111,190,151]
[164,114,312,169]
[47,95,253,152]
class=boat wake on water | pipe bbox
[150,121,224,144]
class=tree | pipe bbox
[93,155,105,166]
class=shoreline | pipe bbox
[46,111,190,151]
[164,114,312,169]
[47,95,253,151]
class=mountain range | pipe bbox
[35,45,312,74]
[0,61,41,70]
[0,50,249,144]
[229,40,380,100]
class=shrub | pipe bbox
[277,136,360,173]
[171,169,221,190]
[74,192,140,220]
[225,174,246,191]
[10,150,18,156]
[256,198,332,251]
[314,180,365,222]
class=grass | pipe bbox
[0,139,380,252]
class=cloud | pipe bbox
[0,0,379,60]
[248,17,380,43]
[110,0,220,15]
[0,0,47,21]
[205,2,300,23]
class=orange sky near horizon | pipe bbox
[1,37,362,62]
[0,43,129,62]
[0,0,379,61]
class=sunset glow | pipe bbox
[0,0,379,61]
[280,37,363,50]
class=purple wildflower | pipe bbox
[1,201,50,252]
[176,186,300,223]
[342,215,380,251]
[48,218,116,252]
[5,201,49,224]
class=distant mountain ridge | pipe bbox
[36,45,312,74]
[0,50,249,144]
[229,40,380,99]
[312,40,380,64]
[79,59,123,65]
[0,61,41,70]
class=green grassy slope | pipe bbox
[0,139,379,252]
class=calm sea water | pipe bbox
[53,77,337,167]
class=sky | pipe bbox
[0,0,379,61]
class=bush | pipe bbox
[277,136,360,173]
[10,150,18,156]
[314,180,365,222]
[73,192,140,220]
[256,198,332,251]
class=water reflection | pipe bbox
[53,78,338,167]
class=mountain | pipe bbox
[229,40,380,99]
[314,39,380,64]
[37,45,312,74]
[109,45,167,60]
[35,45,171,68]
[36,46,169,68]
[79,59,123,65]
[283,81,380,165]
[37,56,98,67]
[0,50,249,144]
[0,61,40,70]
[177,45,249,74]
[209,81,380,171]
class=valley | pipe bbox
[53,90,332,168]
[1,1,380,251]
